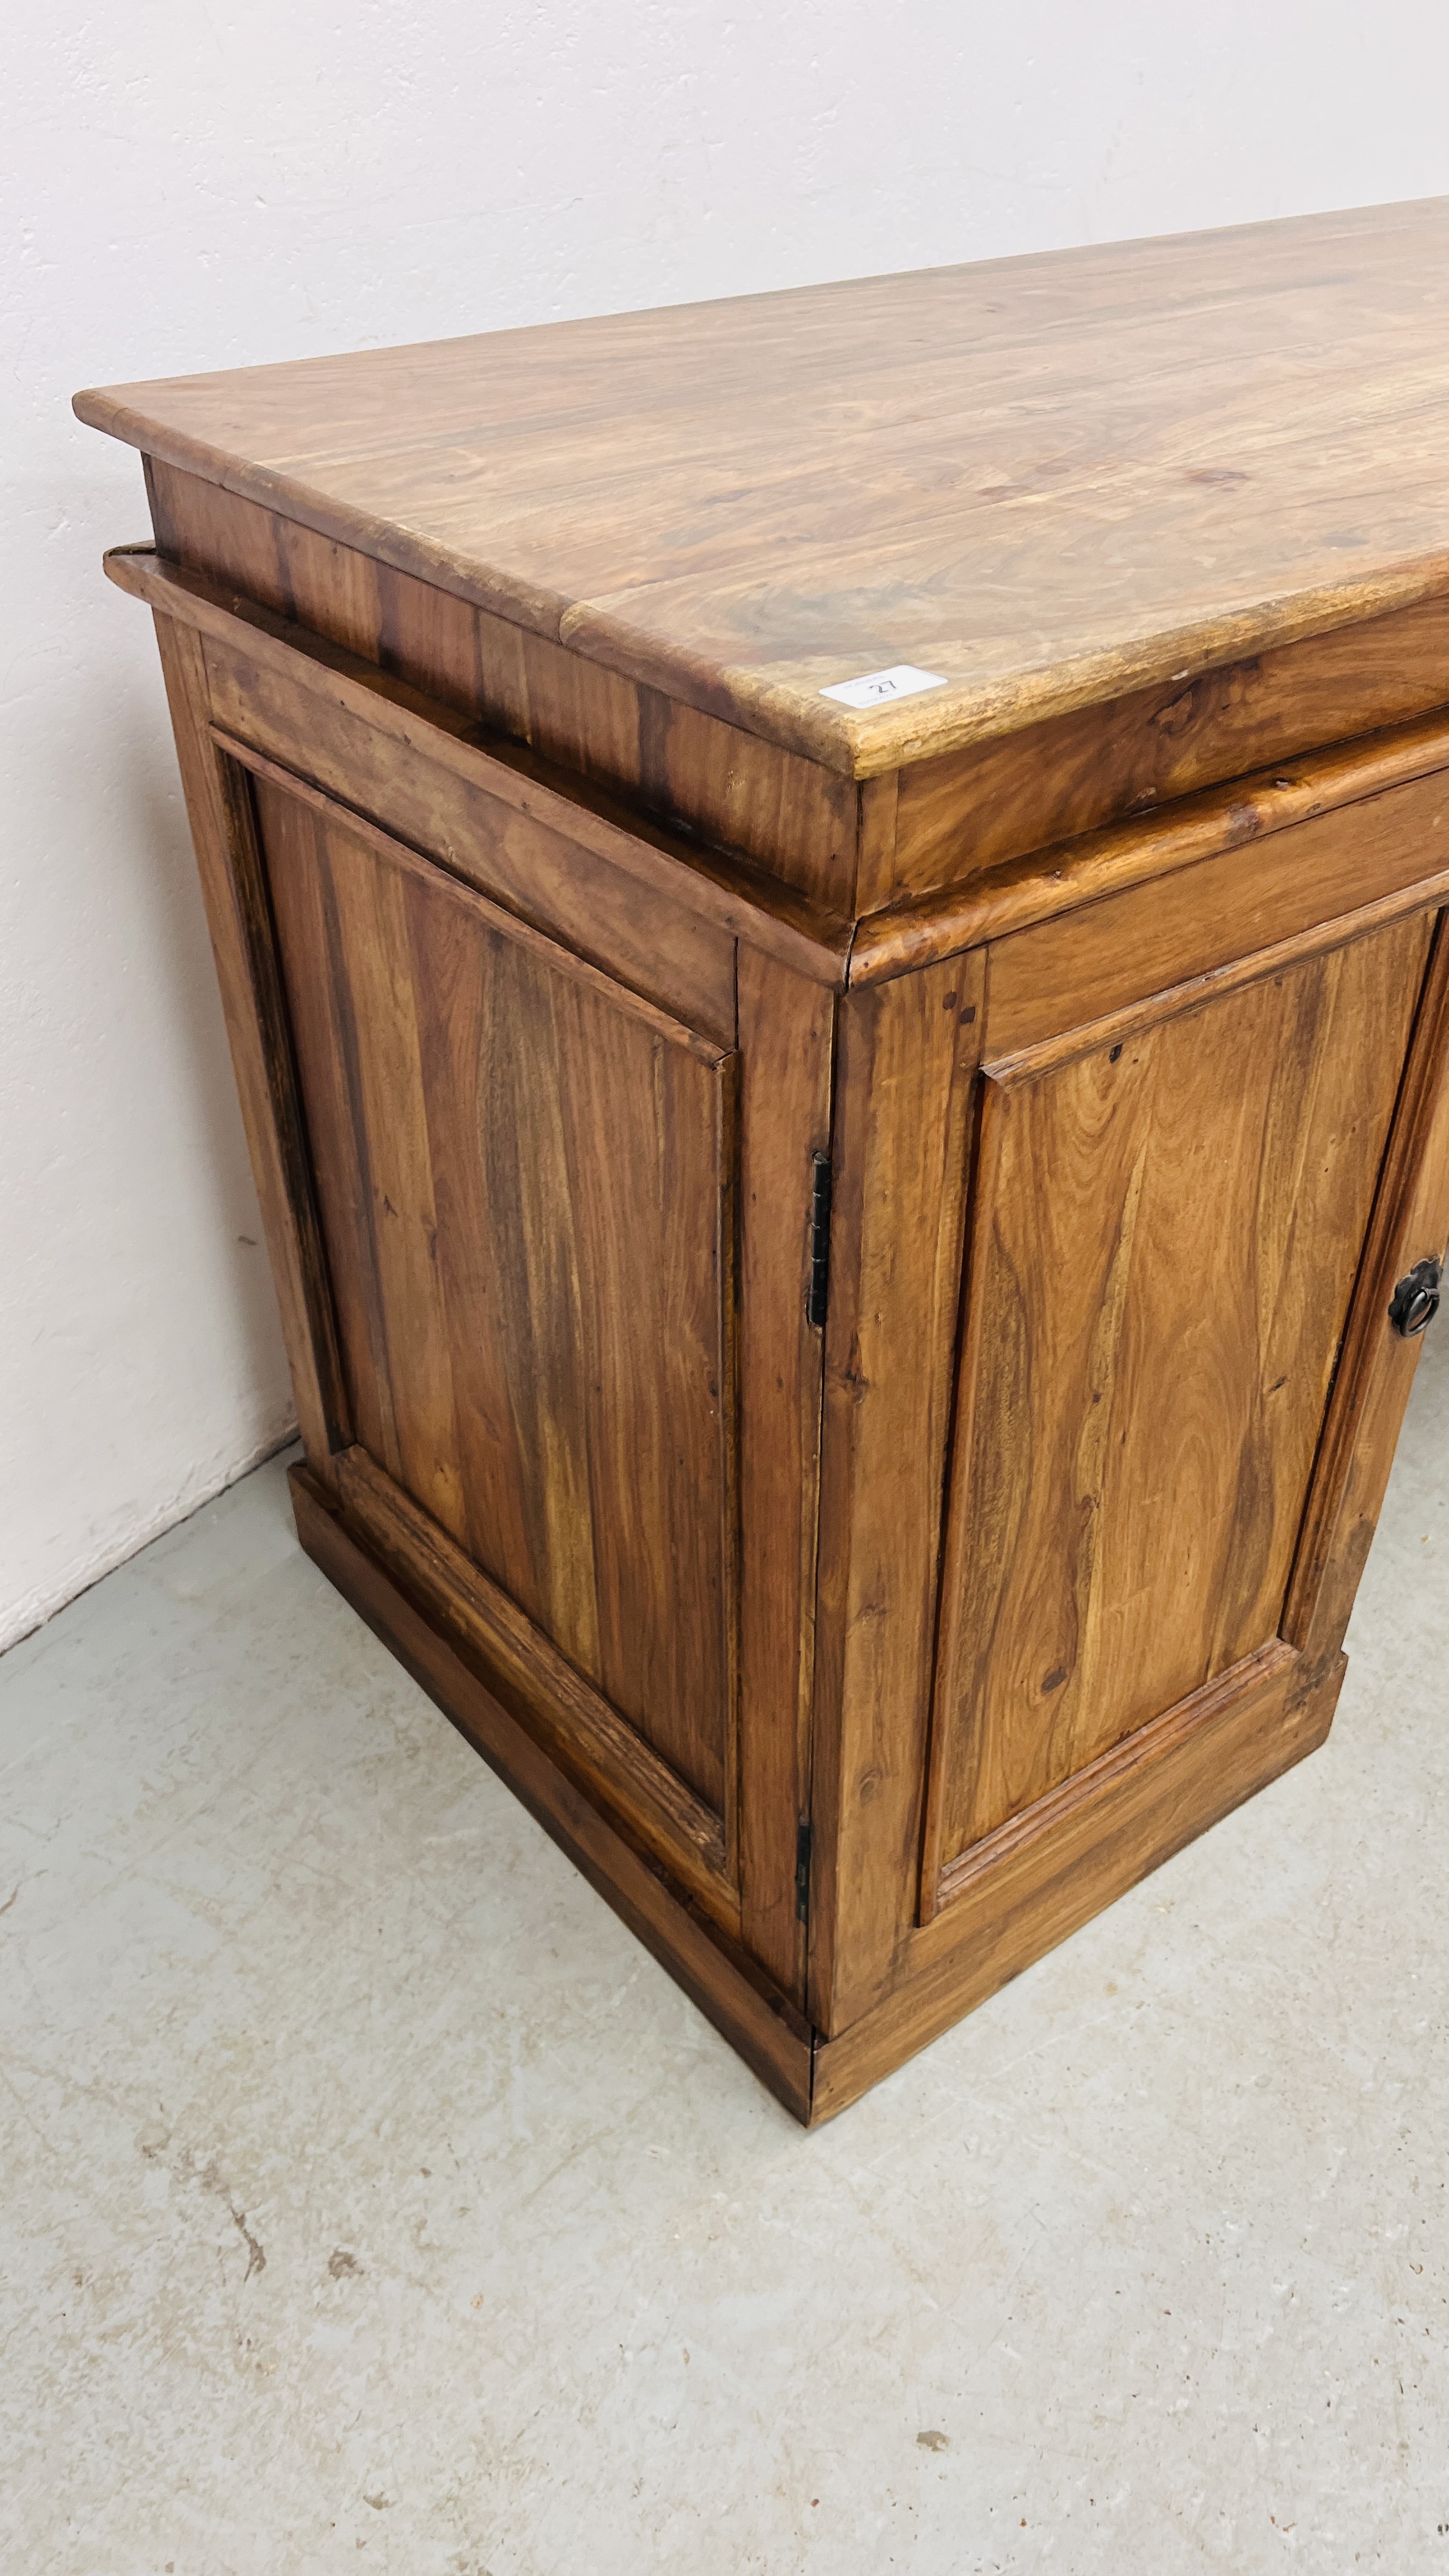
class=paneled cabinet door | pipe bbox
[240,753,832,1987]
[920,904,1443,1919]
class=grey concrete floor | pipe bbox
[4,1335,1448,2576]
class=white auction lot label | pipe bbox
[818,664,947,709]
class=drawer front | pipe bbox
[984,765,1449,1062]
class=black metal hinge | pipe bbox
[807,1152,832,1329]
[795,1820,813,1922]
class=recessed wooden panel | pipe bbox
[925,913,1432,1885]
[254,769,737,1816]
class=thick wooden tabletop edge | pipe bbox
[565,567,1449,778]
[79,386,1449,782]
[75,390,579,643]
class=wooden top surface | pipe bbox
[76,199,1449,777]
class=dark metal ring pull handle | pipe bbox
[1388,1256,1443,1339]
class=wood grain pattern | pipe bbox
[290,1466,814,2121]
[78,202,1449,774]
[145,464,857,903]
[105,544,852,986]
[150,615,349,1469]
[138,469,1449,937]
[851,712,1449,986]
[735,946,834,1999]
[855,772,901,914]
[808,953,985,2032]
[924,917,1428,1883]
[889,593,1449,900]
[333,1444,732,1913]
[1285,910,1449,1662]
[983,767,1449,1059]
[221,726,738,1050]
[298,1425,1342,2128]
[87,217,1449,2115]
[256,769,739,1816]
[811,1643,1344,2123]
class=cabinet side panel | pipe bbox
[290,1466,811,2119]
[256,772,736,1814]
[809,953,984,2033]
[929,914,1429,1870]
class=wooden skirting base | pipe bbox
[816,1646,1344,2121]
[289,1466,816,2123]
[291,1465,1345,2128]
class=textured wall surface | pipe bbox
[6,1,1448,1648]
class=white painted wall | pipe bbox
[6,2,1448,1650]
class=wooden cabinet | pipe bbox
[77,199,1449,2119]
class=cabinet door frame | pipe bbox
[813,877,1449,2037]
[919,910,1438,1914]
[250,748,745,1900]
[153,607,834,2003]
[1282,907,1449,1662]
[914,895,1449,1936]
[806,955,986,2033]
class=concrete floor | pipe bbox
[3,1338,1448,2576]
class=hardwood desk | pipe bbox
[77,199,1449,2122]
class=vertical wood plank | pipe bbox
[374,558,487,714]
[553,978,735,1804]
[399,890,549,1617]
[260,776,470,1540]
[1285,908,1449,1661]
[808,951,985,2033]
[330,849,469,1540]
[146,459,289,611]
[273,517,383,663]
[735,949,834,1999]
[855,772,900,914]
[257,790,401,1476]
[652,700,859,912]
[150,613,347,1471]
